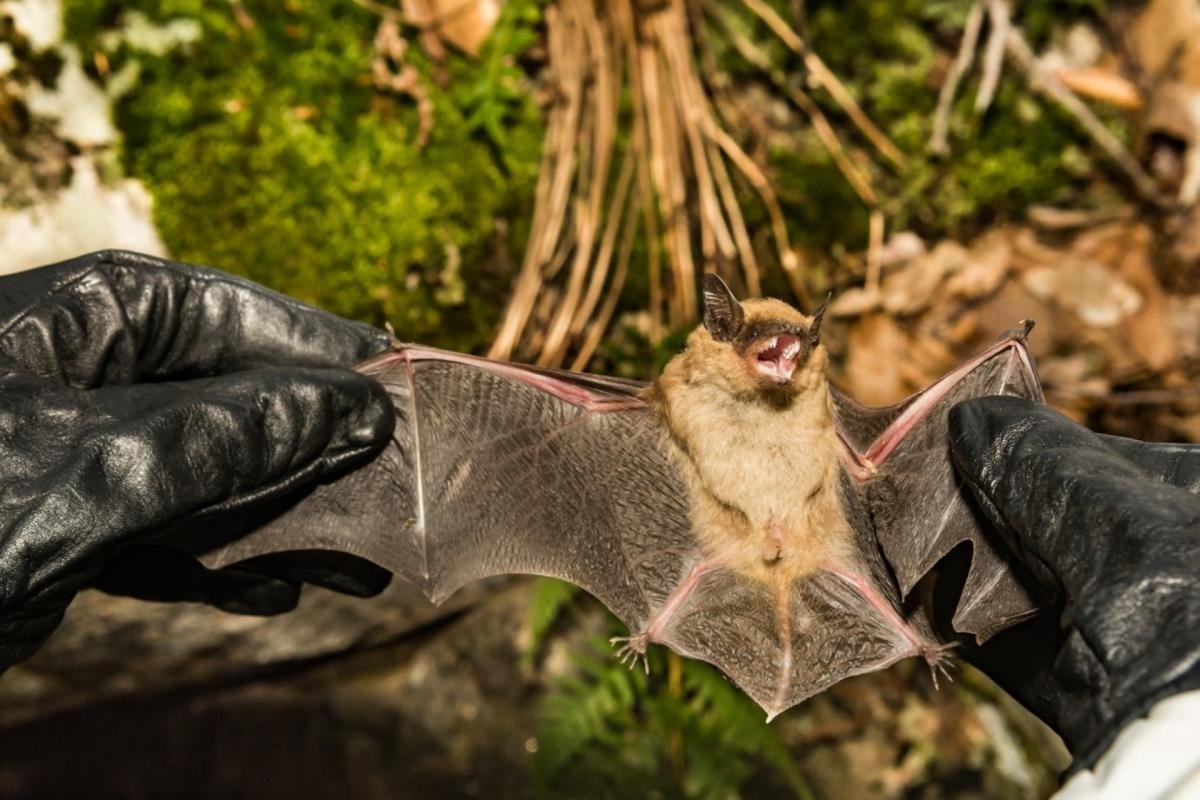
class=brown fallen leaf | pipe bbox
[944,233,1011,300]
[838,313,956,405]
[1166,294,1200,362]
[1129,0,1200,203]
[880,241,967,316]
[404,0,504,58]
[1021,259,1142,328]
[1112,224,1177,372]
[829,286,882,318]
[1053,66,1141,110]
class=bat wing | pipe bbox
[196,345,921,718]
[832,324,1044,643]
[199,345,692,629]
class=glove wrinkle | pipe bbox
[0,252,396,673]
[0,250,391,386]
[950,396,1200,772]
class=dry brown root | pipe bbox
[490,0,840,369]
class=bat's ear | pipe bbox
[808,292,831,343]
[702,274,744,342]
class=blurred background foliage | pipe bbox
[4,0,1199,796]
[55,0,1123,359]
[67,0,546,350]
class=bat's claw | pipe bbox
[920,641,960,690]
[609,633,650,675]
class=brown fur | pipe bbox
[648,299,853,586]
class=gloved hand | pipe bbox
[0,250,396,672]
[948,396,1200,769]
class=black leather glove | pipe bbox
[948,396,1200,769]
[0,250,396,671]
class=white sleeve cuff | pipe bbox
[1054,690,1200,800]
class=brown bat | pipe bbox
[198,275,1043,719]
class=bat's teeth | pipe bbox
[784,341,799,358]
[766,336,778,350]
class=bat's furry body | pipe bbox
[652,298,850,585]
[197,278,1042,718]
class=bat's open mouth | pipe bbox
[752,334,802,383]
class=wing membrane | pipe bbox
[200,346,696,634]
[835,331,1044,642]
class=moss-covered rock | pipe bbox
[66,0,545,350]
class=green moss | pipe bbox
[65,0,545,351]
[742,0,1120,253]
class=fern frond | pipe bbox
[683,661,815,800]
[523,577,584,666]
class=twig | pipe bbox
[372,20,434,147]
[539,0,618,365]
[790,0,807,61]
[975,0,1010,113]
[571,178,642,370]
[569,137,636,341]
[741,0,906,168]
[929,0,984,155]
[618,2,665,344]
[660,8,737,264]
[707,135,762,297]
[489,4,584,359]
[866,210,884,293]
[705,120,808,307]
[715,9,877,206]
[1027,204,1132,230]
[1052,386,1200,407]
[642,23,697,325]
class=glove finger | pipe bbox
[1096,434,1200,494]
[231,551,392,597]
[88,545,301,615]
[0,250,391,387]
[126,366,396,514]
[948,396,1200,595]
[8,367,393,597]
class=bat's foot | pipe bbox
[920,641,959,690]
[610,633,650,675]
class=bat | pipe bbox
[195,275,1043,719]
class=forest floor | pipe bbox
[2,0,1199,797]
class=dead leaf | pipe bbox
[1128,0,1200,79]
[404,0,504,58]
[1169,413,1200,443]
[1021,259,1142,328]
[1129,0,1200,203]
[1167,294,1200,362]
[1053,66,1141,110]
[829,286,881,317]
[945,235,1011,300]
[877,231,926,268]
[1038,355,1110,407]
[839,314,956,405]
[879,242,966,315]
[1112,224,1177,371]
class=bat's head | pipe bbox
[686,274,829,402]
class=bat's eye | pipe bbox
[752,334,803,384]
